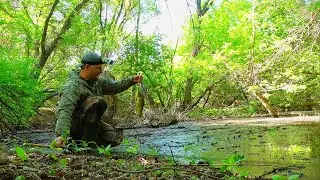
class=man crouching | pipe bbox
[54,52,142,148]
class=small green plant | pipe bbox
[133,163,144,171]
[154,170,162,177]
[165,156,176,165]
[49,169,56,176]
[48,153,58,161]
[59,158,68,168]
[116,159,125,167]
[191,176,199,180]
[122,138,140,155]
[126,144,139,154]
[147,148,159,156]
[122,138,135,146]
[220,154,244,172]
[272,174,300,180]
[15,146,28,161]
[49,140,63,151]
[15,175,26,180]
[97,144,112,156]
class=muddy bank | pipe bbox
[197,115,320,126]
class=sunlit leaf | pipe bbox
[15,146,28,161]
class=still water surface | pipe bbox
[116,120,320,179]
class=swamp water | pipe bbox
[7,117,320,179]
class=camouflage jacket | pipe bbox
[55,68,135,136]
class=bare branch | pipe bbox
[38,0,90,74]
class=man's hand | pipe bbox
[54,136,66,148]
[133,74,143,84]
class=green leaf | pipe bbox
[15,146,28,161]
[59,158,68,168]
[49,140,57,149]
[155,170,162,176]
[48,154,58,161]
[272,175,287,180]
[288,174,300,180]
[98,147,105,154]
[239,170,249,177]
[147,148,159,156]
[49,169,56,176]
[15,175,26,180]
[104,144,111,156]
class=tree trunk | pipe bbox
[36,0,90,78]
[132,0,141,109]
[183,76,193,110]
[254,93,279,118]
[182,0,212,110]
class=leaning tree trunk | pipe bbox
[254,93,279,118]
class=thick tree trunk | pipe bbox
[254,93,279,118]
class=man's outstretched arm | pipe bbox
[100,75,142,95]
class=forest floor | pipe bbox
[1,110,319,179]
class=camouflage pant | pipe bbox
[70,96,123,147]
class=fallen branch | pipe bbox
[112,166,223,179]
[259,165,305,177]
[13,130,54,134]
[23,143,50,148]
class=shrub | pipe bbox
[0,53,44,131]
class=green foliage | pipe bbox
[59,158,68,168]
[220,154,244,172]
[97,144,112,157]
[126,144,140,154]
[288,175,300,180]
[114,34,176,111]
[0,53,44,130]
[48,153,58,161]
[147,148,159,157]
[49,169,56,176]
[1,0,319,130]
[15,146,28,162]
[122,138,140,155]
[179,0,320,114]
[272,175,285,180]
[272,174,300,180]
[308,1,320,11]
[15,176,26,180]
